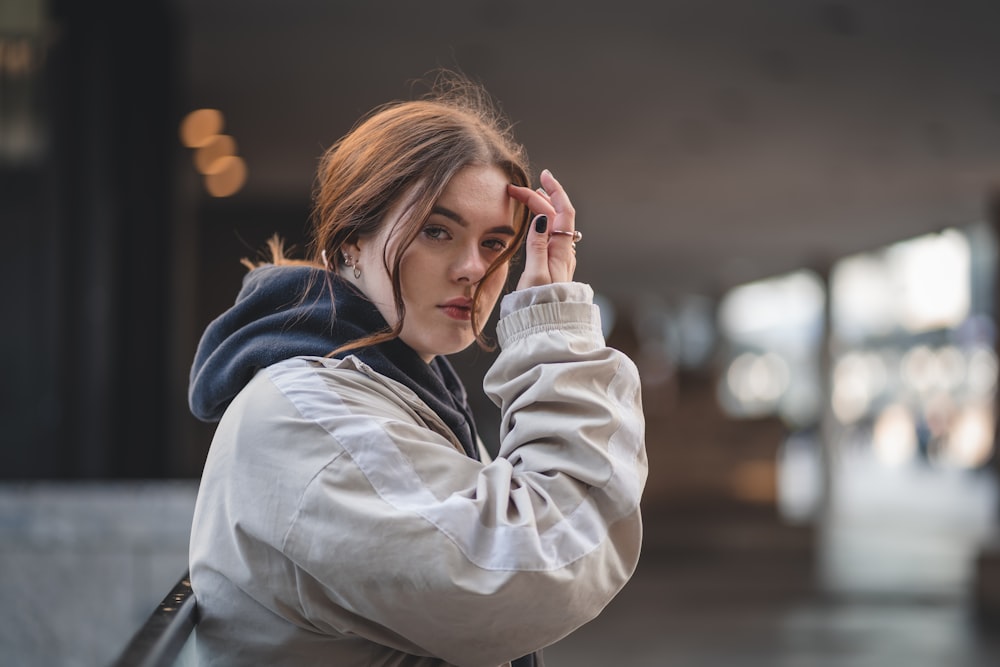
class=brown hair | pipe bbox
[250,72,531,354]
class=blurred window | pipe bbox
[717,269,825,427]
[829,224,997,469]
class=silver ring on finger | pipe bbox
[550,229,582,243]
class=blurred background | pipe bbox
[3,0,1000,664]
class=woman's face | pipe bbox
[350,164,519,362]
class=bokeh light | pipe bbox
[179,108,224,148]
[204,155,247,197]
[194,134,237,174]
[872,403,918,467]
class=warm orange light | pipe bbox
[194,134,237,174]
[180,108,224,148]
[204,156,247,197]
[730,461,776,503]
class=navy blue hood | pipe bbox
[188,264,480,460]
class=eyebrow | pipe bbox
[432,205,516,236]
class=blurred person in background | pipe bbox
[186,73,647,667]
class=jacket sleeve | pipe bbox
[280,282,647,667]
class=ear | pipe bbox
[342,236,362,259]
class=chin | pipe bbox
[435,336,477,358]
[439,341,476,357]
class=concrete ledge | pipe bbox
[0,481,198,667]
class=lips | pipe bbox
[439,297,473,321]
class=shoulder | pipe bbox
[245,356,431,426]
[225,356,463,455]
[206,355,466,503]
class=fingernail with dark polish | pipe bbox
[535,215,548,234]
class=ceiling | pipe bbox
[174,0,1000,299]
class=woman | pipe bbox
[188,76,647,667]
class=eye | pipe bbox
[422,225,452,242]
[482,238,509,253]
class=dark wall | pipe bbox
[2,1,177,478]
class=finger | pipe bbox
[539,169,576,230]
[516,213,552,290]
[538,170,576,258]
[507,184,556,219]
[536,170,578,284]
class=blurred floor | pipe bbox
[545,553,1000,667]
[546,451,1000,666]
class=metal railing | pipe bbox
[110,572,198,667]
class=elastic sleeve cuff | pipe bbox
[496,282,603,348]
[499,282,595,318]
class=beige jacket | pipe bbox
[188,282,647,666]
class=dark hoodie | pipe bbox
[188,264,481,461]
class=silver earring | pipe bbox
[342,252,362,279]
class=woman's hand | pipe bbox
[507,169,578,289]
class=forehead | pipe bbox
[439,164,508,199]
[435,165,517,224]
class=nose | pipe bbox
[450,244,488,284]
